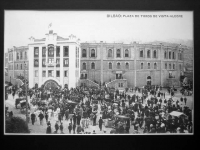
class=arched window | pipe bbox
[91,49,95,57]
[148,63,150,69]
[48,47,54,56]
[34,59,39,67]
[169,51,171,59]
[173,64,175,69]
[164,51,167,59]
[165,63,167,69]
[125,49,129,57]
[125,62,129,69]
[108,49,112,57]
[169,64,171,69]
[172,52,175,59]
[140,50,143,57]
[91,62,95,69]
[117,62,121,69]
[153,50,157,58]
[83,63,86,70]
[109,62,112,69]
[116,49,121,57]
[154,63,157,69]
[82,49,86,57]
[147,50,151,58]
[141,63,143,69]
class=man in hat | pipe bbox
[98,117,103,131]
[68,123,72,134]
[31,112,36,125]
[38,112,44,125]
[54,121,59,133]
[60,122,64,133]
[46,124,52,134]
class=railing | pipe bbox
[105,79,127,87]
[80,79,100,88]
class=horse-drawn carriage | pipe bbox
[15,98,26,109]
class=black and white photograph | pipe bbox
[4,10,193,135]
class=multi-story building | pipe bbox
[6,29,186,90]
[4,53,8,80]
[7,46,29,86]
[27,29,80,89]
[79,42,185,89]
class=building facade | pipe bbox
[28,29,80,89]
[80,42,185,89]
[6,30,186,89]
[7,46,29,86]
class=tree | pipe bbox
[6,116,30,133]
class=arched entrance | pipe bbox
[147,76,151,86]
[43,79,60,90]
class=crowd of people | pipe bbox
[5,83,193,134]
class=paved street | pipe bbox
[5,88,193,134]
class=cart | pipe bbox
[114,115,130,133]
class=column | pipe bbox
[100,41,103,88]
[46,46,48,78]
[60,45,64,88]
[134,46,137,87]
[13,49,15,79]
[38,46,42,87]
[160,44,163,86]
[28,46,34,88]
[54,46,56,78]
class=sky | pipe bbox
[4,11,193,52]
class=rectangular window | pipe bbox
[48,70,53,77]
[42,47,46,57]
[48,58,54,63]
[56,46,60,57]
[20,52,23,59]
[56,71,60,77]
[140,50,143,57]
[34,47,39,57]
[116,73,122,79]
[64,46,69,57]
[64,71,68,77]
[141,63,143,69]
[63,58,69,67]
[42,59,46,67]
[17,53,19,60]
[165,63,167,69]
[56,58,60,67]
[148,63,150,69]
[25,52,27,59]
[35,70,38,77]
[42,71,46,77]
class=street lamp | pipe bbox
[24,61,28,124]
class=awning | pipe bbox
[20,100,26,103]
[115,115,129,119]
[169,111,187,117]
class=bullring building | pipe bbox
[6,29,185,90]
